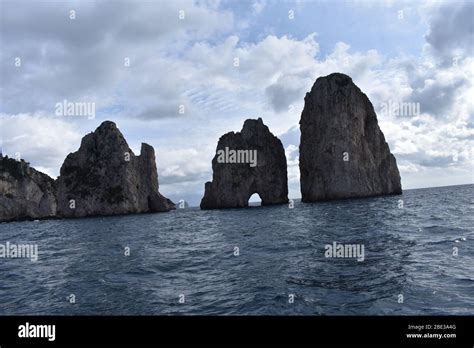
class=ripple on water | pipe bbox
[0,185,472,315]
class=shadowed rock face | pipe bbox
[299,73,402,202]
[0,156,57,222]
[201,118,288,209]
[56,121,174,217]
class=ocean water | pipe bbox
[0,184,472,315]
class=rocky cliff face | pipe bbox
[0,156,57,222]
[201,118,288,209]
[299,73,402,202]
[56,121,175,217]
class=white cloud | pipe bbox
[252,0,266,15]
[0,113,83,177]
[421,0,474,64]
[394,140,418,155]
[0,0,234,114]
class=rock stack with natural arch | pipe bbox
[200,118,288,209]
[299,73,402,202]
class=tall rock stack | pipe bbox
[201,118,288,209]
[56,121,174,218]
[299,73,402,202]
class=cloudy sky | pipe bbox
[0,0,473,206]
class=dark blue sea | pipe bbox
[0,184,472,315]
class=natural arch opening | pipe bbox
[248,193,262,207]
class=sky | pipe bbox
[0,0,473,206]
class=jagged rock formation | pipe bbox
[299,73,402,202]
[201,118,288,209]
[56,121,174,217]
[0,156,57,222]
[0,121,174,222]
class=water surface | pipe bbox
[0,185,472,315]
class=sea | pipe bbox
[0,184,472,315]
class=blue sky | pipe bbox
[225,0,427,56]
[1,0,473,206]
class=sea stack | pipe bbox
[0,156,57,222]
[201,118,288,209]
[56,121,174,217]
[299,73,402,202]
